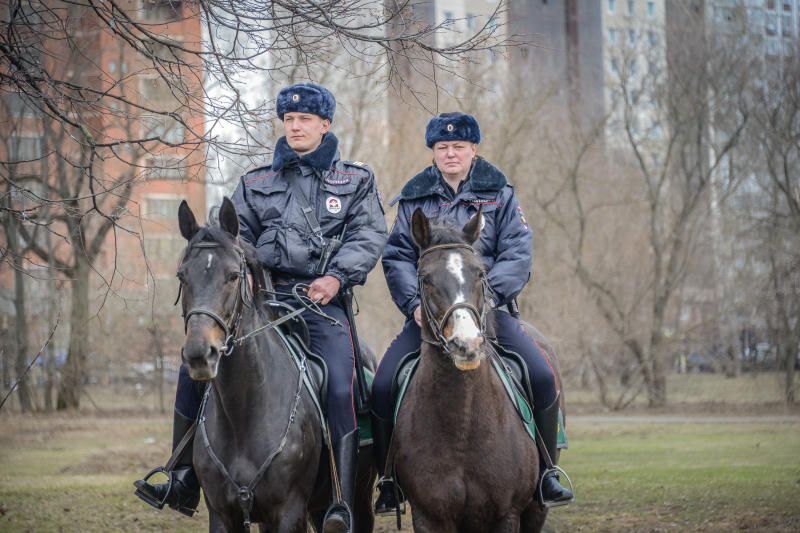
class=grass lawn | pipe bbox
[1,377,799,532]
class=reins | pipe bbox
[417,243,489,354]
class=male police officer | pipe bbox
[134,82,387,533]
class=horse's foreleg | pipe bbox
[274,493,309,533]
[520,503,547,533]
[208,508,236,533]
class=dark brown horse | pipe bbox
[391,208,555,532]
[176,197,374,532]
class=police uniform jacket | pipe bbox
[382,157,533,318]
[232,132,387,287]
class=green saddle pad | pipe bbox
[394,355,568,449]
[355,369,373,446]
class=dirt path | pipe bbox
[570,414,800,424]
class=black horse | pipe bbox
[176,197,375,532]
[391,208,557,532]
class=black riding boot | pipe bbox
[534,396,574,506]
[371,413,399,514]
[134,410,201,517]
[323,428,359,533]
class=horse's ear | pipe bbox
[462,205,483,244]
[178,200,199,241]
[219,197,239,238]
[411,208,431,251]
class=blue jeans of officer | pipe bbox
[371,309,559,420]
[173,284,357,442]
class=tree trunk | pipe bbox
[8,202,34,413]
[786,345,797,404]
[647,348,668,408]
[57,255,90,410]
[13,249,34,412]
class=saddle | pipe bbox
[391,344,568,449]
[263,299,374,448]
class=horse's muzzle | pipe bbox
[449,334,485,371]
[182,342,221,381]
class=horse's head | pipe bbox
[412,207,489,371]
[176,197,263,380]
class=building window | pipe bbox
[766,0,776,10]
[8,134,42,162]
[109,61,116,73]
[608,28,618,43]
[142,0,182,22]
[142,38,181,62]
[766,37,780,55]
[140,77,184,144]
[608,0,617,14]
[145,155,184,180]
[628,29,636,44]
[466,14,476,31]
[647,1,655,17]
[782,1,792,12]
[4,92,38,118]
[443,10,454,22]
[144,195,183,219]
[521,46,530,59]
[628,0,635,15]
[610,57,619,73]
[766,13,778,34]
[782,14,793,34]
[648,31,658,45]
[144,233,186,275]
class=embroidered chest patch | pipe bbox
[324,175,351,186]
[326,196,342,214]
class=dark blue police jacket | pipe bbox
[232,132,387,287]
[382,157,532,318]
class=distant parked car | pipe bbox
[687,352,715,373]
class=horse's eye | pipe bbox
[226,272,240,282]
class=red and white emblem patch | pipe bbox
[326,196,342,214]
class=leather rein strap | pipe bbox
[417,243,488,354]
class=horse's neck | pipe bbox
[211,308,296,427]
[417,346,496,425]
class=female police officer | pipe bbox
[371,112,573,513]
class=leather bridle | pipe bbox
[179,241,250,356]
[417,243,488,354]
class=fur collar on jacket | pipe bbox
[271,132,339,172]
[399,157,507,201]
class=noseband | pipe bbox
[417,243,488,354]
[180,241,251,355]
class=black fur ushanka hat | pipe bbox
[425,112,481,148]
[276,82,336,121]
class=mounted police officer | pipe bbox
[135,82,388,533]
[371,112,574,513]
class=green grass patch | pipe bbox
[1,408,799,531]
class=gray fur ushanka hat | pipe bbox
[425,112,481,148]
[276,82,336,121]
